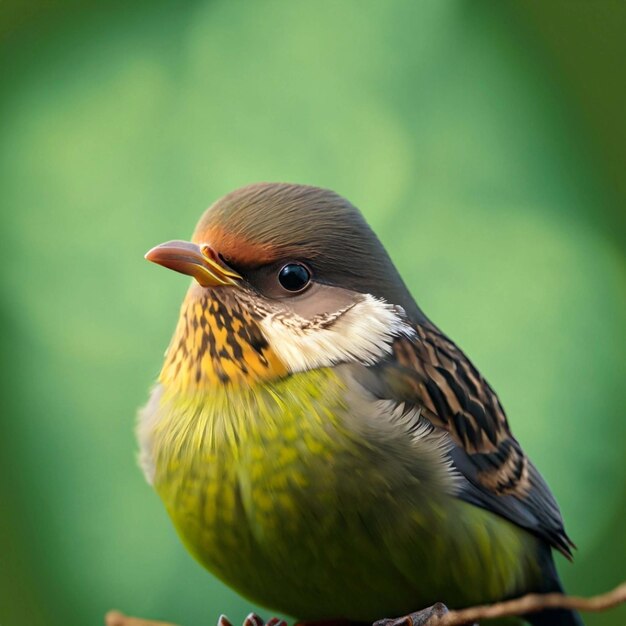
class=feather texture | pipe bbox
[358,319,575,558]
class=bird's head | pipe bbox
[146,183,419,391]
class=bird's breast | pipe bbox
[138,366,538,619]
[142,367,394,582]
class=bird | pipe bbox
[139,183,582,626]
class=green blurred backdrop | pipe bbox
[1,2,624,625]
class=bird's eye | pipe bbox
[278,263,311,293]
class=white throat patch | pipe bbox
[258,294,414,373]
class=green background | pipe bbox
[1,2,624,625]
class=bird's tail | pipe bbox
[524,607,584,626]
[524,548,585,626]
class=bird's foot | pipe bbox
[373,603,459,626]
[218,613,288,626]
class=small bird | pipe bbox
[139,183,582,626]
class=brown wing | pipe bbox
[392,322,531,496]
[364,320,574,557]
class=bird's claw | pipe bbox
[243,614,264,626]
[373,603,453,626]
[219,614,287,626]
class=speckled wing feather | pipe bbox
[360,320,574,558]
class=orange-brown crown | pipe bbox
[188,182,421,320]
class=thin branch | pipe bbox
[106,610,178,626]
[434,581,626,626]
[105,581,626,626]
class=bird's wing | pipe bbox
[355,320,574,557]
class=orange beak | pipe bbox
[145,240,241,287]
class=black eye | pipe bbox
[278,263,311,293]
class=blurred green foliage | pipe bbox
[0,2,624,625]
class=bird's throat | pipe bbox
[159,286,288,392]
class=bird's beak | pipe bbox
[145,240,241,287]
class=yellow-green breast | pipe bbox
[144,365,541,622]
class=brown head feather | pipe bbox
[191,183,424,320]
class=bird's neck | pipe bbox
[159,285,288,394]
